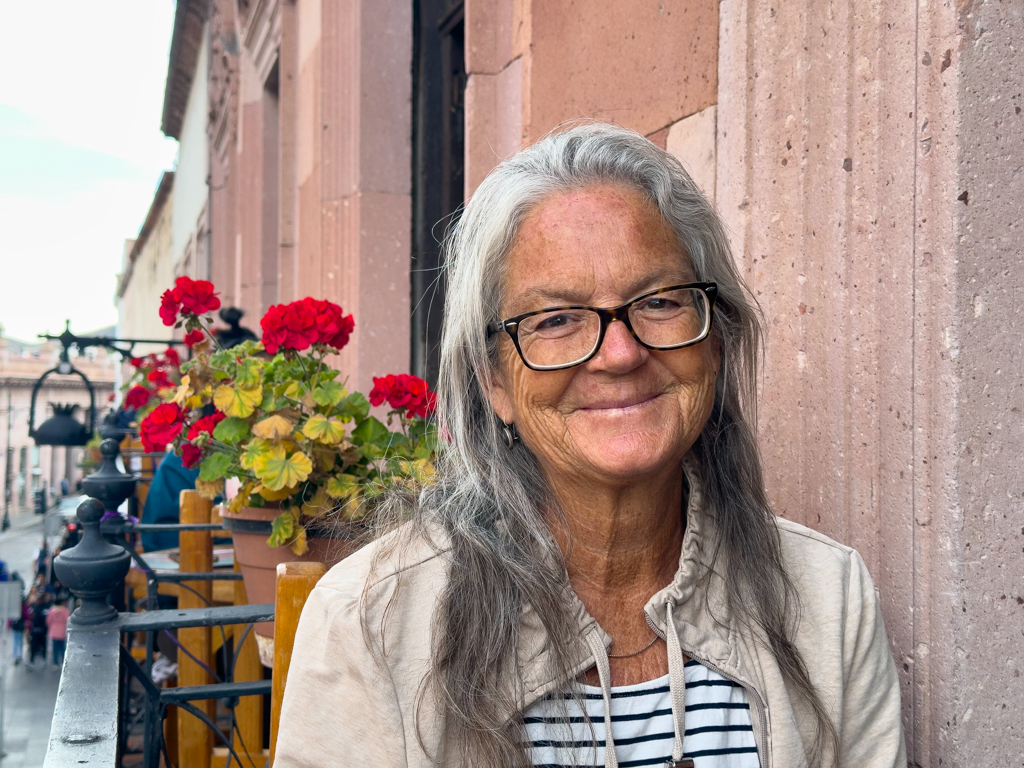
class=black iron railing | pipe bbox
[46,440,274,768]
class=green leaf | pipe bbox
[267,512,296,548]
[235,358,264,388]
[326,473,361,500]
[213,417,250,446]
[350,416,389,447]
[199,452,233,482]
[240,438,273,471]
[259,390,278,412]
[338,392,370,422]
[313,381,345,408]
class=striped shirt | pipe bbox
[524,659,760,768]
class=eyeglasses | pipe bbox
[486,283,718,371]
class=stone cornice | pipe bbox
[161,0,209,140]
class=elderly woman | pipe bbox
[275,124,905,767]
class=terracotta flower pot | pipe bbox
[219,506,360,641]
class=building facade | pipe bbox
[116,171,176,349]
[127,0,1022,761]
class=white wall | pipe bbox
[171,22,210,277]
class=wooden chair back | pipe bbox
[269,561,327,764]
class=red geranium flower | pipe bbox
[187,412,226,441]
[125,385,152,410]
[180,443,203,470]
[147,369,171,389]
[139,403,184,453]
[164,347,180,367]
[369,374,435,418]
[183,330,205,348]
[159,276,221,326]
[159,290,180,326]
[260,298,354,355]
[130,357,144,368]
[176,276,220,316]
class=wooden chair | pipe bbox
[269,562,326,765]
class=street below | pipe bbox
[0,511,61,768]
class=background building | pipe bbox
[0,327,116,519]
[116,171,176,350]
[118,0,1023,761]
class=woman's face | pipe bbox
[489,184,720,489]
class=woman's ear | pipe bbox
[483,368,514,425]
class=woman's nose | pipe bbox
[588,318,647,372]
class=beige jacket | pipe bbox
[275,479,907,768]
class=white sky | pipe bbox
[0,1,179,343]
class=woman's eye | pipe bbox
[535,313,574,331]
[641,297,678,311]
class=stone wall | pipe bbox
[206,0,412,395]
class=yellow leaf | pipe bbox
[289,526,309,556]
[341,491,366,521]
[301,414,345,445]
[254,445,313,491]
[228,481,254,513]
[195,477,223,500]
[252,414,295,440]
[312,446,338,472]
[185,394,205,410]
[214,384,263,418]
[301,486,332,518]
[172,374,193,405]
[253,482,299,502]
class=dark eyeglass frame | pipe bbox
[486,282,719,371]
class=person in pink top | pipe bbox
[46,599,70,668]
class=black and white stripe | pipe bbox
[524,660,760,768]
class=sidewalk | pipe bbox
[0,511,61,768]
[0,653,60,768]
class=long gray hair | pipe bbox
[374,123,838,766]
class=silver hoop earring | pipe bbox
[502,422,519,450]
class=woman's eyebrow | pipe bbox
[513,286,592,309]
[508,274,693,313]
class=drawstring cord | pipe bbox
[585,603,690,768]
[665,600,689,766]
[585,632,620,768]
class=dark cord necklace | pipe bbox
[606,634,659,659]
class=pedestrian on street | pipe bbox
[46,599,70,668]
[11,602,27,664]
[33,539,50,580]
[28,593,48,666]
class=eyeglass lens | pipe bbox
[516,287,711,369]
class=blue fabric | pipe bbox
[141,452,199,552]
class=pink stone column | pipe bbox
[717,0,1024,761]
[316,0,412,394]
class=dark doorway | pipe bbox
[411,0,465,386]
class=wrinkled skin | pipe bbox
[488,184,720,685]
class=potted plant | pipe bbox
[138,277,438,635]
